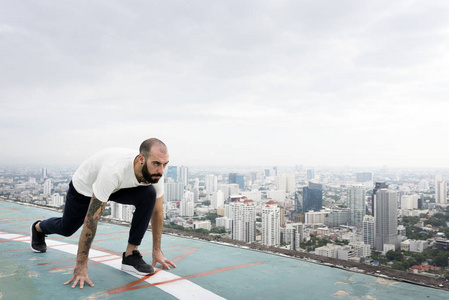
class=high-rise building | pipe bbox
[229,184,239,197]
[306,169,315,181]
[110,202,134,222]
[179,166,189,187]
[250,172,258,184]
[267,190,286,203]
[303,181,322,212]
[264,169,271,178]
[166,166,178,181]
[401,195,419,210]
[325,209,350,227]
[275,174,295,193]
[51,193,64,207]
[262,200,281,247]
[229,173,245,189]
[294,190,303,213]
[305,210,328,225]
[363,215,375,249]
[205,174,218,195]
[180,191,194,217]
[164,182,184,202]
[372,182,388,217]
[435,175,447,205]
[348,185,366,228]
[43,179,52,196]
[374,189,399,251]
[280,223,302,250]
[211,190,224,209]
[229,199,256,243]
[41,168,48,180]
[217,184,230,201]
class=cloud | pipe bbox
[1,1,449,168]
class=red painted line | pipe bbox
[171,248,198,264]
[0,207,19,214]
[0,235,29,243]
[108,262,264,294]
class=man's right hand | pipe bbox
[64,263,94,289]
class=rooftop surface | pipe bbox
[1,200,449,300]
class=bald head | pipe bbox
[139,138,167,158]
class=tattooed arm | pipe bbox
[64,195,106,289]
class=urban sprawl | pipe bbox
[2,165,449,279]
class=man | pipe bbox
[30,138,176,289]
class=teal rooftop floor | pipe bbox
[1,200,449,300]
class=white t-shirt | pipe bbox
[72,148,164,202]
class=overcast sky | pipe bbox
[1,1,449,169]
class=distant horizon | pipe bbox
[1,162,449,174]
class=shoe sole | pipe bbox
[30,223,46,253]
[121,264,154,276]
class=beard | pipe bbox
[142,162,163,184]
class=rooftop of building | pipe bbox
[1,199,449,300]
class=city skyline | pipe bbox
[2,1,449,168]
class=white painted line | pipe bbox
[0,231,225,300]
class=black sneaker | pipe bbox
[30,221,47,253]
[121,250,154,275]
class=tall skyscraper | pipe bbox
[348,185,366,228]
[294,190,303,213]
[262,200,281,247]
[435,175,447,205]
[372,182,388,217]
[229,173,244,189]
[43,179,52,196]
[374,189,398,251]
[229,199,256,243]
[205,174,218,195]
[306,169,315,181]
[179,166,189,187]
[264,169,271,178]
[363,215,375,249]
[166,166,178,181]
[303,181,322,212]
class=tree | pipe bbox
[425,217,447,227]
[370,250,381,261]
[386,250,403,262]
[434,253,449,267]
[411,252,425,264]
[210,227,226,234]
